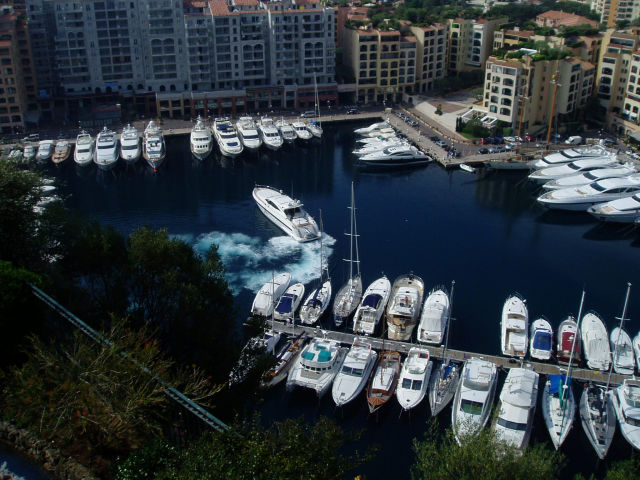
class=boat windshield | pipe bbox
[584,172,599,180]
[592,182,607,192]
[122,144,138,150]
[497,417,527,431]
[567,162,581,170]
[341,365,364,377]
[461,399,484,415]
[244,133,259,140]
[401,378,423,390]
[284,207,302,217]
[624,412,640,426]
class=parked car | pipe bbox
[346,108,360,115]
[565,135,583,145]
[23,133,39,142]
[435,139,447,148]
[503,136,516,143]
[300,110,316,118]
[478,147,489,154]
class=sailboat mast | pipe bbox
[353,184,360,278]
[442,280,456,361]
[561,289,584,411]
[606,282,632,390]
[347,182,354,281]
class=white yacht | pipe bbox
[118,124,140,163]
[361,127,396,139]
[23,144,36,162]
[529,158,620,183]
[542,374,575,449]
[94,126,119,170]
[530,318,553,361]
[353,138,407,156]
[213,117,243,157]
[612,379,640,450]
[331,339,377,407]
[357,132,397,144]
[543,164,636,190]
[252,185,321,242]
[493,367,539,451]
[73,131,94,166]
[352,276,391,336]
[557,316,582,364]
[357,145,431,167]
[417,287,450,345]
[275,118,297,143]
[354,120,390,136]
[396,347,432,411]
[143,121,166,170]
[236,116,262,151]
[588,193,640,223]
[634,331,640,371]
[610,327,635,376]
[452,358,498,445]
[501,294,528,358]
[299,280,331,325]
[386,274,425,341]
[189,117,213,160]
[250,272,291,317]
[258,117,283,150]
[537,175,640,211]
[529,145,614,169]
[273,283,305,322]
[580,383,616,459]
[36,140,54,163]
[307,120,322,139]
[286,338,347,397]
[581,312,611,372]
[292,121,312,142]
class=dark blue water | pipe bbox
[45,122,640,478]
[0,443,53,479]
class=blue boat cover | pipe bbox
[275,294,297,314]
[362,294,382,309]
[533,331,552,351]
[443,363,455,379]
[549,374,571,395]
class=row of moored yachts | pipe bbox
[529,144,640,222]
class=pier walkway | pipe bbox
[269,320,628,387]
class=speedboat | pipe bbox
[581,312,611,371]
[529,158,620,183]
[143,121,166,170]
[452,357,498,445]
[275,119,297,143]
[610,327,635,376]
[23,145,36,162]
[386,274,425,341]
[396,347,432,411]
[557,316,582,364]
[119,124,141,163]
[299,279,331,325]
[262,332,307,388]
[357,145,431,167]
[252,185,321,242]
[366,350,402,413]
[250,272,291,317]
[286,338,347,397]
[611,379,640,450]
[292,121,312,142]
[501,294,528,357]
[74,131,94,166]
[354,120,389,136]
[236,116,262,151]
[51,140,71,165]
[258,118,283,150]
[588,193,640,223]
[94,126,119,170]
[417,286,450,345]
[634,331,640,371]
[331,338,377,407]
[579,383,616,459]
[189,116,213,160]
[543,164,636,190]
[528,145,614,169]
[36,140,54,163]
[530,317,553,361]
[352,276,391,335]
[213,118,243,157]
[542,374,575,449]
[537,175,640,211]
[273,283,305,322]
[492,367,539,451]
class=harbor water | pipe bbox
[43,121,640,478]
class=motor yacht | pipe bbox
[262,332,307,388]
[143,121,166,170]
[611,379,640,450]
[213,117,243,157]
[557,316,582,364]
[581,312,611,372]
[417,286,450,345]
[501,294,528,357]
[634,331,640,371]
[588,193,640,223]
[275,118,297,143]
[299,280,331,325]
[492,367,539,451]
[610,327,635,376]
[119,124,141,163]
[396,347,432,411]
[366,350,402,413]
[74,131,94,167]
[542,374,575,449]
[452,358,498,445]
[94,126,119,170]
[361,127,396,139]
[51,140,71,165]
[356,132,397,144]
[273,283,305,322]
[286,338,347,397]
[307,120,322,139]
[354,120,390,136]
[189,117,213,160]
[292,121,312,142]
[36,140,54,163]
[579,383,616,459]
[258,118,283,150]
[331,339,378,407]
[543,164,636,190]
[23,145,36,163]
[530,317,553,361]
[236,116,262,151]
[252,185,321,242]
[250,272,291,317]
[537,175,640,211]
[352,276,391,335]
[357,145,431,167]
[528,145,614,169]
[353,138,407,156]
[529,158,620,183]
[386,274,425,341]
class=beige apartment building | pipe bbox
[591,0,640,27]
[409,24,448,93]
[447,17,507,73]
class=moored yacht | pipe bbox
[252,185,321,242]
[529,145,614,169]
[94,126,119,170]
[292,121,312,142]
[357,145,431,167]
[353,138,407,156]
[258,117,283,150]
[51,140,71,165]
[588,193,640,223]
[396,347,432,411]
[307,120,322,139]
[143,121,166,170]
[119,124,141,163]
[530,317,553,361]
[213,117,243,157]
[273,283,305,322]
[354,120,390,136]
[250,272,291,317]
[36,140,54,163]
[331,338,378,407]
[611,379,640,450]
[580,383,616,459]
[610,327,635,376]
[366,350,402,413]
[543,164,636,190]
[236,116,262,151]
[352,276,391,335]
[417,286,450,345]
[286,338,347,397]
[542,374,575,449]
[634,331,640,371]
[501,294,528,357]
[275,118,297,143]
[529,158,620,183]
[74,131,94,166]
[557,316,582,364]
[189,116,213,160]
[386,274,425,341]
[537,175,640,211]
[581,312,611,371]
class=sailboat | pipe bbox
[307,75,323,139]
[333,182,362,327]
[428,280,461,416]
[299,213,332,325]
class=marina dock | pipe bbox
[269,319,629,387]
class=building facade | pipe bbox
[409,24,448,93]
[447,17,507,74]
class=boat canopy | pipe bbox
[362,293,382,309]
[275,293,297,314]
[549,374,571,396]
[533,331,552,351]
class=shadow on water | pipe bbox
[534,209,597,226]
[582,221,639,242]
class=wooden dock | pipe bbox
[270,320,629,387]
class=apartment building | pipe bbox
[534,10,599,29]
[591,0,640,28]
[447,17,507,73]
[409,24,448,93]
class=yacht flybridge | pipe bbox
[213,117,243,157]
[74,131,94,166]
[331,338,377,407]
[501,294,528,357]
[396,347,432,411]
[119,124,141,163]
[386,274,425,341]
[189,116,213,160]
[94,126,119,171]
[275,118,297,143]
[143,121,166,170]
[286,338,347,397]
[417,287,450,345]
[292,121,312,141]
[352,276,391,335]
[236,116,262,151]
[258,117,284,150]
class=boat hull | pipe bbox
[579,384,615,459]
[428,361,460,417]
[541,379,575,449]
